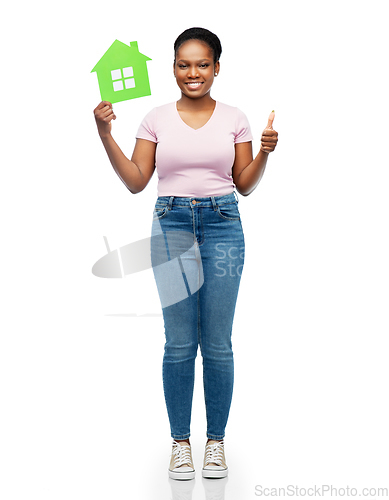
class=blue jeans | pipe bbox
[150,192,245,440]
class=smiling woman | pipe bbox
[93,26,278,483]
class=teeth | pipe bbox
[186,82,202,86]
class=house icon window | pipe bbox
[111,67,135,91]
[91,39,151,104]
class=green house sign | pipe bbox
[91,39,152,104]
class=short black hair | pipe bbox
[174,27,222,64]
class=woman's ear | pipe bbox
[214,61,220,76]
[173,61,176,77]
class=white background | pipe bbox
[1,0,388,498]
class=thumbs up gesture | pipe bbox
[260,110,278,154]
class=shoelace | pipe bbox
[171,440,192,468]
[204,440,224,466]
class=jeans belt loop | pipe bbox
[168,196,174,210]
[233,190,239,203]
[211,196,218,211]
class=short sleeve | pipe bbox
[234,108,253,143]
[135,107,158,143]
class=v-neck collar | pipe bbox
[175,101,218,132]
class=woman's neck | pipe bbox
[177,92,216,112]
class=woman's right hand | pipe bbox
[93,101,116,138]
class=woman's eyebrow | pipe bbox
[177,58,212,63]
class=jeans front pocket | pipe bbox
[153,203,169,220]
[216,202,241,221]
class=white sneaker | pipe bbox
[169,440,195,480]
[202,439,228,478]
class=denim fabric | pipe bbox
[150,192,245,440]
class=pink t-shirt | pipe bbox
[135,101,253,197]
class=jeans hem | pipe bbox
[172,433,191,440]
[207,433,225,440]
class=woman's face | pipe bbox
[173,39,220,99]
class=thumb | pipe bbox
[266,110,275,129]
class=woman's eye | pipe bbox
[177,63,209,69]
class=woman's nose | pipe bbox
[187,66,199,78]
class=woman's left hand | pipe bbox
[260,111,278,153]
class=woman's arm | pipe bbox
[232,113,278,196]
[94,101,156,194]
[232,142,269,196]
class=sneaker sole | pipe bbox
[168,469,196,480]
[202,467,228,479]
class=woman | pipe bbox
[94,27,278,480]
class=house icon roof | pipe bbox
[91,39,152,104]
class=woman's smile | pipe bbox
[185,81,204,90]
